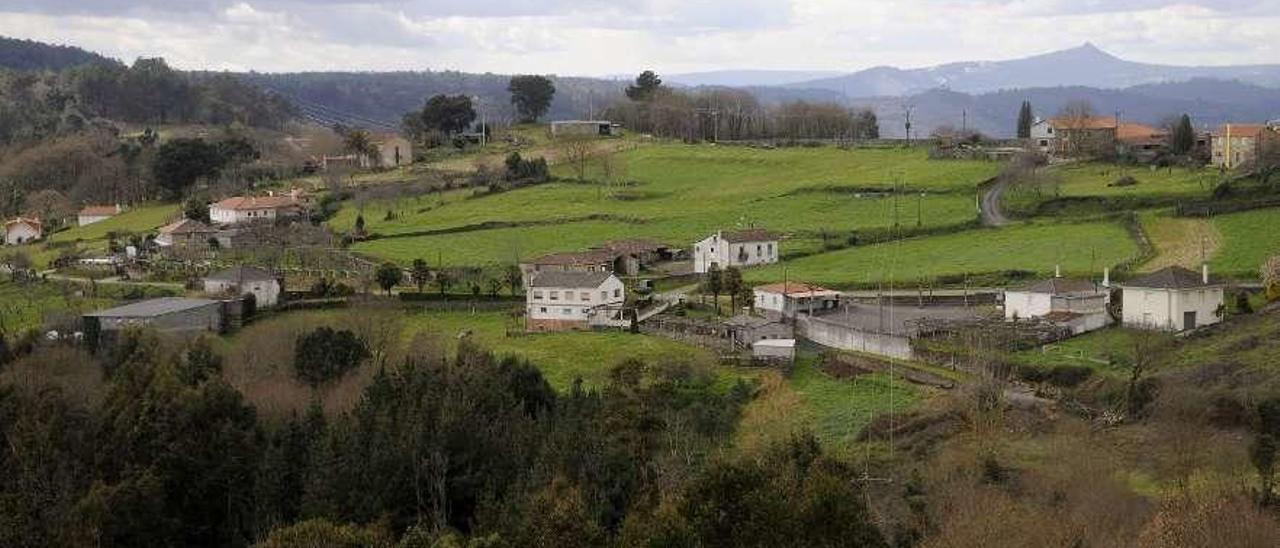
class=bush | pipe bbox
[1109,175,1138,187]
[293,327,369,387]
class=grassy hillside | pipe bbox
[337,145,998,266]
[1053,163,1217,199]
[743,220,1138,287]
[1212,207,1280,278]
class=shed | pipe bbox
[752,338,796,363]
[204,266,281,307]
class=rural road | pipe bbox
[979,177,1009,227]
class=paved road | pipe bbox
[979,177,1009,226]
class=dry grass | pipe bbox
[732,371,804,455]
[1140,213,1221,273]
[0,345,107,409]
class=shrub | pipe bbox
[1109,175,1138,187]
[293,327,369,387]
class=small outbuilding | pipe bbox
[1004,274,1110,334]
[550,120,621,138]
[1122,265,1224,332]
[156,218,217,250]
[3,217,42,245]
[370,133,413,167]
[752,338,796,364]
[83,297,226,348]
[204,266,281,308]
[78,205,122,227]
[753,281,841,319]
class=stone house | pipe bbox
[156,218,217,250]
[1122,265,1224,332]
[526,271,626,331]
[203,266,281,308]
[1211,123,1277,170]
[693,229,779,274]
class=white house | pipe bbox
[1003,274,1110,334]
[78,205,121,227]
[527,271,626,331]
[209,193,305,226]
[753,282,841,319]
[3,217,42,245]
[1122,266,1224,332]
[693,229,779,274]
[1029,118,1055,154]
[203,266,281,308]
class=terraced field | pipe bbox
[1212,207,1280,277]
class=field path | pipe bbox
[979,177,1008,226]
[1140,215,1221,272]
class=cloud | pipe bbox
[0,0,1274,74]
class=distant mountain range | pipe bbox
[1,36,1276,138]
[788,43,1280,97]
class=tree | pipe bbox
[1170,114,1195,155]
[507,75,556,123]
[374,262,402,295]
[354,214,365,235]
[704,263,724,316]
[411,259,431,293]
[343,130,378,165]
[151,138,224,198]
[182,195,209,223]
[1016,100,1034,139]
[293,327,369,387]
[420,94,477,135]
[557,135,594,181]
[626,70,663,102]
[435,268,454,297]
[505,264,523,296]
[723,266,744,314]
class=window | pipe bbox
[539,307,547,313]
[562,308,572,315]
[601,291,607,300]
[613,289,621,298]
[756,244,762,255]
[550,291,559,300]
[581,292,590,301]
[767,243,774,255]
[533,291,543,299]
[1038,139,1048,147]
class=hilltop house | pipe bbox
[753,282,841,319]
[203,266,281,308]
[3,217,42,245]
[526,271,627,331]
[693,229,779,274]
[156,218,217,250]
[1122,265,1224,332]
[1212,123,1278,169]
[1003,274,1110,334]
[209,192,306,226]
[77,205,122,227]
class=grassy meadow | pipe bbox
[9,203,179,269]
[1053,163,1218,199]
[335,145,998,266]
[743,220,1138,288]
[1212,207,1280,277]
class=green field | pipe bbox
[0,280,119,334]
[1212,207,1280,277]
[788,357,919,446]
[1053,163,1217,199]
[743,220,1139,287]
[335,145,998,266]
[10,203,179,268]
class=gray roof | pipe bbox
[205,266,275,283]
[85,297,220,318]
[721,228,777,243]
[1014,277,1103,295]
[529,271,614,289]
[1126,266,1219,289]
[724,315,781,329]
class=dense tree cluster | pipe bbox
[606,71,878,142]
[0,327,884,546]
[507,75,556,123]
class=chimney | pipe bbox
[1055,264,1061,278]
[1102,267,1110,288]
[1203,263,1209,284]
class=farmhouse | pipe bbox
[83,297,225,347]
[1003,275,1110,334]
[209,192,306,226]
[723,314,792,344]
[1029,116,1118,158]
[550,120,621,138]
[203,266,281,308]
[693,229,779,274]
[520,249,618,287]
[3,217,41,245]
[1116,122,1168,161]
[526,271,626,332]
[156,218,217,250]
[77,205,121,226]
[1122,265,1224,332]
[1211,123,1277,170]
[753,281,841,319]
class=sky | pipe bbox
[0,0,1276,75]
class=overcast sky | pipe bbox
[0,1,1276,75]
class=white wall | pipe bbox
[210,206,279,225]
[797,316,914,360]
[693,233,778,274]
[1003,290,1052,320]
[1122,287,1224,331]
[527,276,625,321]
[78,214,112,227]
[204,279,281,307]
[4,223,40,245]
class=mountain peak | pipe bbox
[1061,42,1116,60]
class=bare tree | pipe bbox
[556,135,595,181]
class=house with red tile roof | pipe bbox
[209,191,306,226]
[3,217,42,245]
[752,281,840,319]
[1212,123,1278,169]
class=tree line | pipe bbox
[0,326,886,547]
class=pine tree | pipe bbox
[1016,100,1034,139]
[1171,113,1195,155]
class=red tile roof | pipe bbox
[1116,122,1166,144]
[1048,116,1117,130]
[1215,124,1268,138]
[4,217,41,231]
[753,282,838,296]
[212,196,301,211]
[78,205,120,217]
